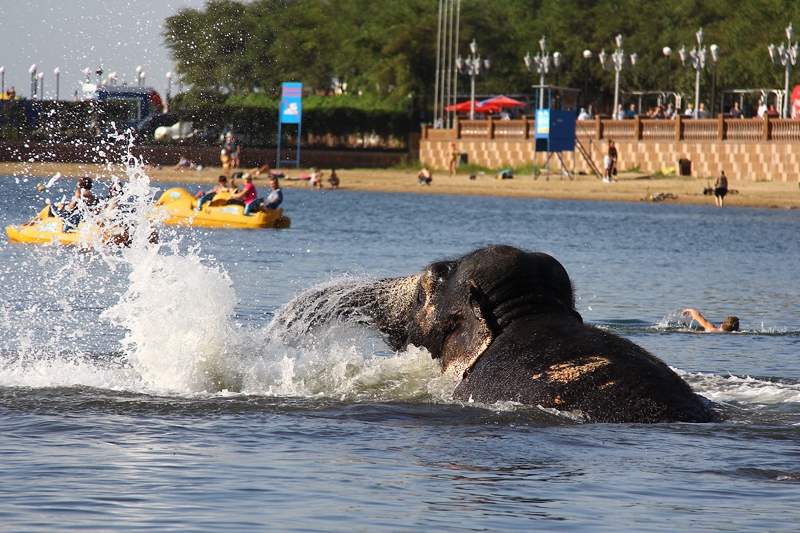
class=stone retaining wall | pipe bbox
[421,138,800,181]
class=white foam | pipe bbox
[678,369,800,405]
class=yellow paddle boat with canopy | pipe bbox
[154,187,290,229]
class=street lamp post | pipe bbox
[599,35,637,119]
[29,64,37,100]
[38,72,44,101]
[662,47,672,92]
[139,71,146,87]
[54,68,60,101]
[709,45,720,117]
[0,67,4,96]
[524,36,561,110]
[166,72,173,109]
[582,50,592,108]
[768,23,800,118]
[679,28,717,119]
[136,66,143,87]
[456,39,491,119]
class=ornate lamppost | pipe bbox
[582,50,592,108]
[54,68,60,101]
[662,47,672,92]
[709,45,720,117]
[456,39,491,119]
[29,64,38,100]
[599,35,637,119]
[679,28,717,119]
[524,36,561,109]
[768,23,800,118]
[166,71,173,109]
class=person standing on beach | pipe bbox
[448,143,459,177]
[714,170,728,207]
[220,149,231,178]
[603,140,618,182]
[224,132,241,168]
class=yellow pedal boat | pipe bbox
[155,188,291,229]
[5,206,132,246]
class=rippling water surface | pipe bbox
[1,169,799,532]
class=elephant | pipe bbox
[272,245,713,423]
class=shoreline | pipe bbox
[2,162,798,209]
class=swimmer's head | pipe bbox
[721,316,739,332]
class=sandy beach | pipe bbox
[1,161,798,209]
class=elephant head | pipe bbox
[272,245,712,423]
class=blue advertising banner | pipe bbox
[280,82,302,124]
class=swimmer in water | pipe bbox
[682,308,740,332]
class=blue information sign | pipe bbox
[280,82,302,124]
[277,82,302,168]
[535,109,550,138]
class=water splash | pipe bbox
[1,134,449,400]
[679,369,800,405]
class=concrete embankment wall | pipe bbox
[421,138,800,181]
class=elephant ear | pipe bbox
[439,280,494,379]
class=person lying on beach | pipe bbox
[243,163,272,180]
[682,308,740,332]
[173,156,192,170]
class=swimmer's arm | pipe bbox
[682,308,718,332]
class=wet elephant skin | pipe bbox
[278,245,713,423]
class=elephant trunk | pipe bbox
[268,275,420,349]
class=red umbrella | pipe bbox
[446,100,495,113]
[478,95,526,108]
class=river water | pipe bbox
[1,169,798,532]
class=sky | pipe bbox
[0,0,208,100]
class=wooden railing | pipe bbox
[422,116,800,142]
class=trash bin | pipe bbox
[679,158,692,176]
[459,153,468,165]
